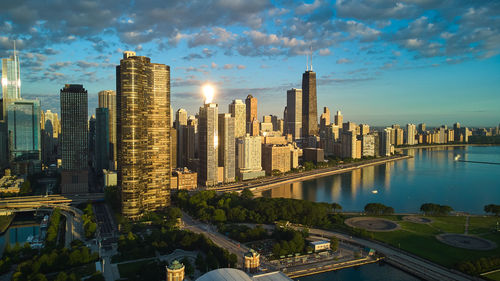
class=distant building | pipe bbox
[170,128,177,169]
[341,130,358,159]
[95,108,110,172]
[166,260,184,281]
[286,88,302,140]
[229,99,246,138]
[172,168,197,190]
[262,144,291,175]
[218,113,235,183]
[303,148,324,163]
[359,124,370,135]
[198,103,219,187]
[406,124,416,145]
[418,123,426,134]
[60,84,88,194]
[302,69,318,137]
[380,128,392,156]
[362,134,375,157]
[176,108,188,167]
[245,95,258,135]
[334,111,343,127]
[7,100,41,174]
[98,90,117,170]
[237,134,265,180]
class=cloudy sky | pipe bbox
[1,0,499,127]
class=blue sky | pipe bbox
[1,0,499,127]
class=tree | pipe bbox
[240,188,254,199]
[484,204,500,216]
[331,203,342,213]
[213,209,227,223]
[330,237,339,251]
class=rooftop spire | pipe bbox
[306,51,309,71]
[310,45,313,71]
[13,40,16,57]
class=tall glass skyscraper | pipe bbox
[1,48,21,109]
[7,100,41,173]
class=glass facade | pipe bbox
[7,100,41,171]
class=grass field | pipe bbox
[117,259,154,278]
[366,215,500,268]
[484,271,500,281]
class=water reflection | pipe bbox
[259,146,500,213]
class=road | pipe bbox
[0,193,105,209]
[60,207,84,247]
[181,212,250,268]
[299,227,477,281]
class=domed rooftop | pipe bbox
[196,268,253,281]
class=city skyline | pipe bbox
[0,1,499,127]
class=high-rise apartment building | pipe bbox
[60,84,88,193]
[406,124,416,145]
[229,99,246,138]
[380,128,393,156]
[359,124,370,135]
[418,123,426,134]
[117,52,171,219]
[218,113,235,183]
[95,107,109,172]
[98,90,117,170]
[237,134,265,180]
[245,95,258,135]
[302,69,318,138]
[341,130,358,159]
[198,103,218,187]
[176,108,188,168]
[7,100,41,174]
[286,88,302,140]
[361,134,375,157]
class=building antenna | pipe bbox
[306,51,309,71]
[310,45,313,71]
[13,40,16,57]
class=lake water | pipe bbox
[294,262,421,281]
[258,145,500,213]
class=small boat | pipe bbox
[454,155,461,161]
[40,215,49,228]
[371,190,378,194]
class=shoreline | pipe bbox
[250,155,412,194]
[395,143,499,151]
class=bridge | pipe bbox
[0,193,105,209]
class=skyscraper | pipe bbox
[2,44,21,119]
[176,108,188,168]
[41,110,60,166]
[98,90,117,170]
[95,107,110,172]
[406,124,416,145]
[117,52,171,219]
[218,113,235,183]
[198,102,218,187]
[286,88,302,140]
[245,95,258,135]
[1,44,21,169]
[60,84,88,193]
[229,99,246,138]
[7,100,41,174]
[334,111,343,127]
[301,69,318,138]
[320,107,330,132]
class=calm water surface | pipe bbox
[294,262,421,281]
[258,146,500,213]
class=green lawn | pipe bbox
[117,259,154,278]
[366,215,500,268]
[484,271,500,281]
